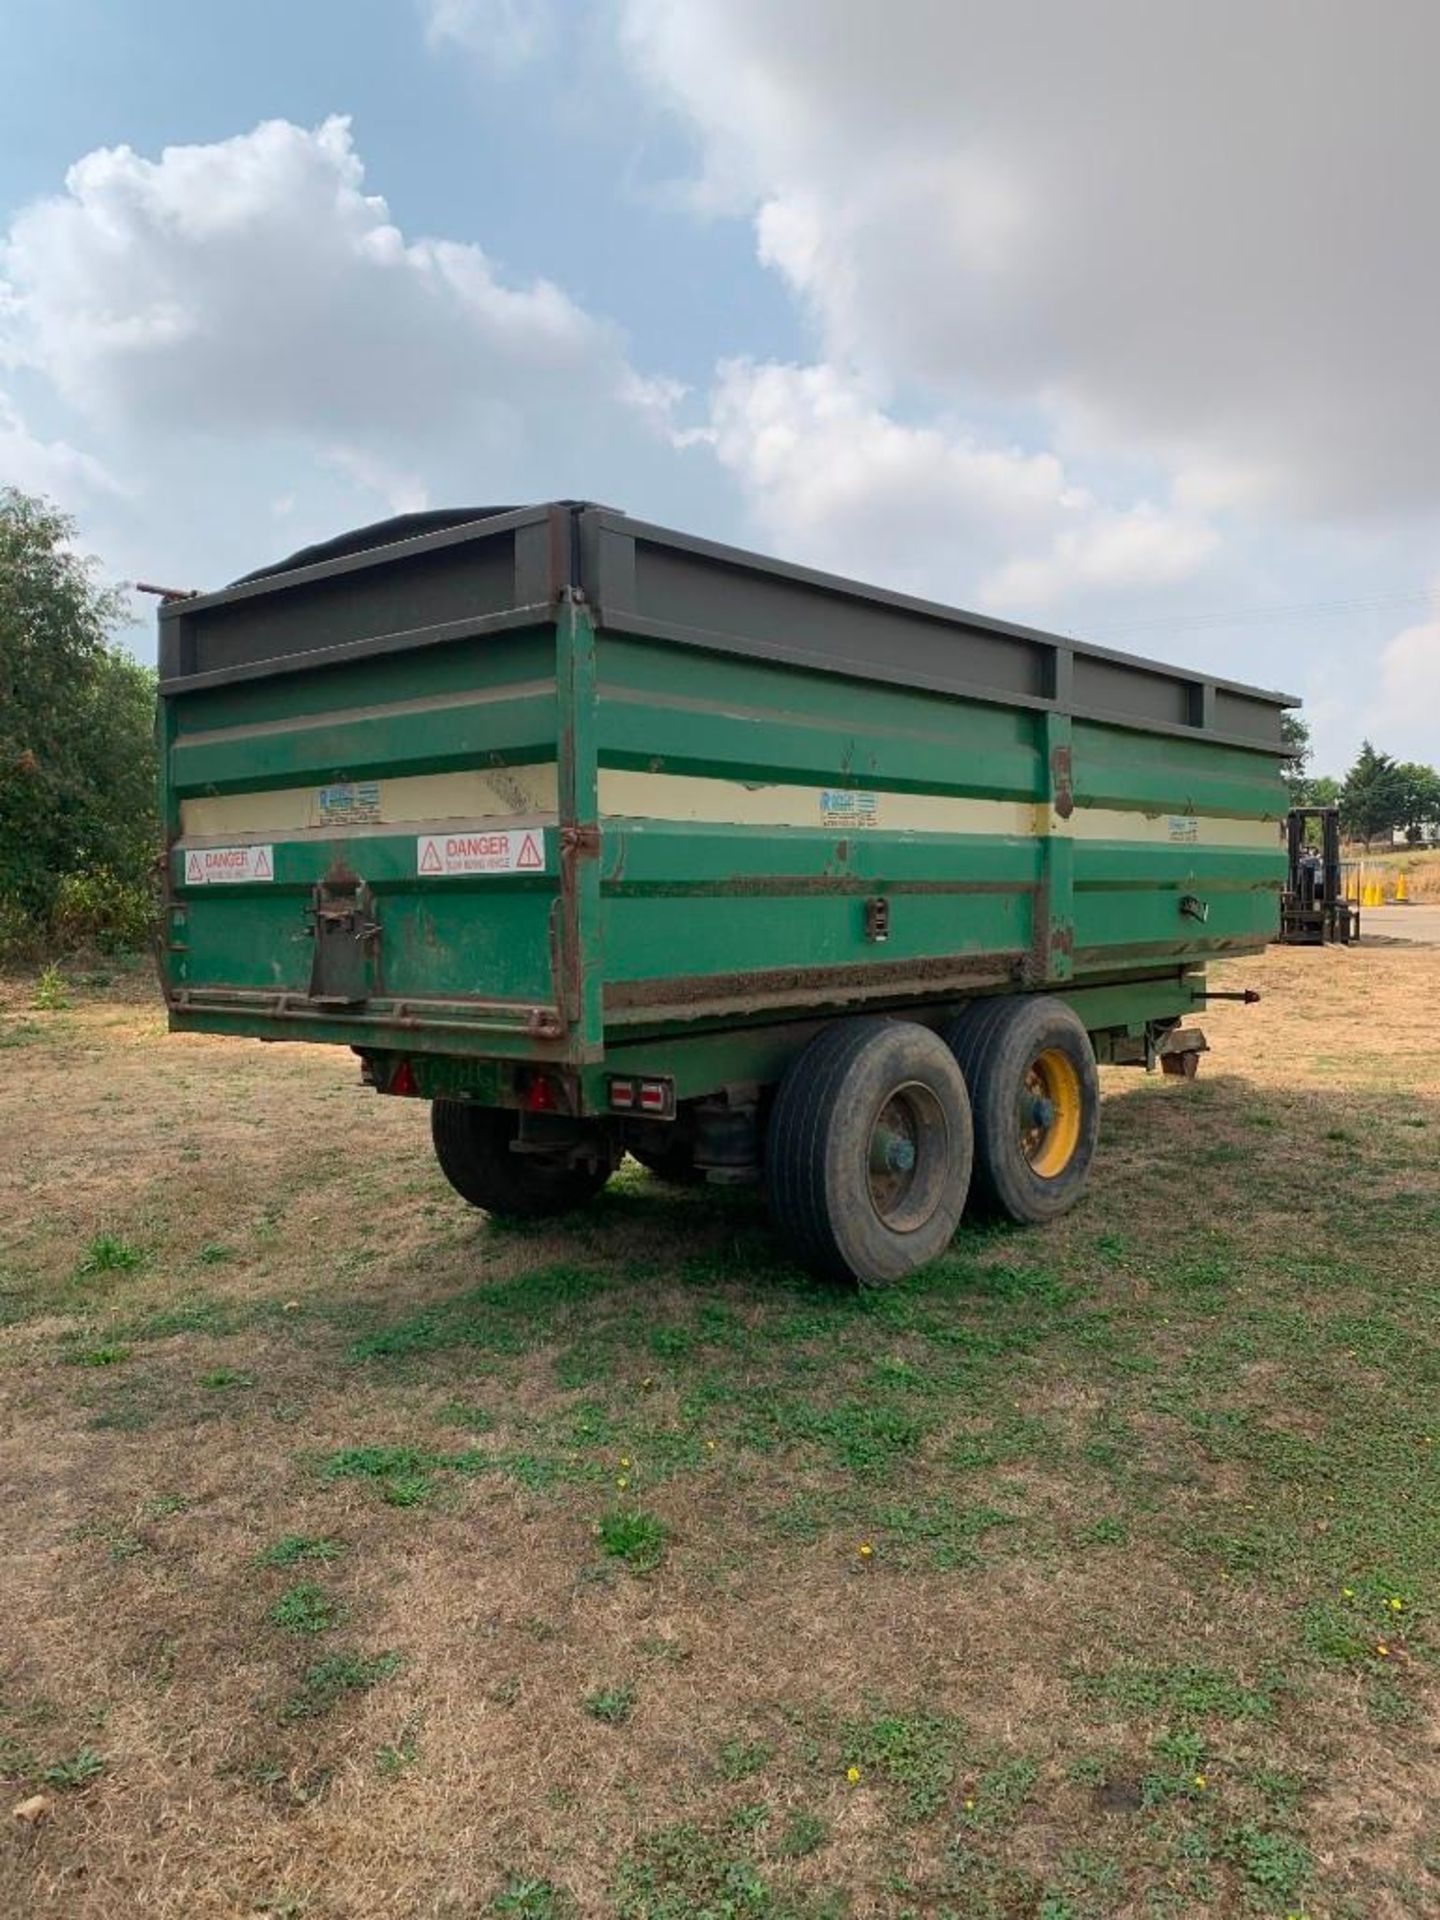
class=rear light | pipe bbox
[522,1073,559,1112]
[388,1058,418,1097]
[610,1076,673,1116]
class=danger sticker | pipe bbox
[416,829,546,877]
[184,845,274,885]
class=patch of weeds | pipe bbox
[597,1505,668,1573]
[255,1534,345,1569]
[269,1580,343,1636]
[381,1474,434,1508]
[870,1498,1020,1570]
[612,1821,771,1920]
[1077,1515,1128,1547]
[724,1803,770,1837]
[961,1755,1040,1830]
[68,1343,132,1368]
[198,1243,236,1265]
[200,1367,253,1390]
[1299,1600,1374,1668]
[142,1493,190,1520]
[278,1650,401,1723]
[436,1400,496,1432]
[584,1685,636,1725]
[317,1443,438,1503]
[490,1878,577,1919]
[42,1747,106,1790]
[1226,1822,1311,1901]
[348,1263,610,1363]
[75,1233,144,1279]
[1366,1672,1420,1726]
[68,1519,146,1563]
[31,964,71,1011]
[1075,1661,1277,1723]
[843,1709,963,1821]
[121,1296,232,1340]
[375,1727,420,1779]
[717,1737,773,1781]
[776,1808,829,1859]
[950,1412,1055,1471]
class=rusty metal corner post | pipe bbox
[556,592,605,1062]
[1038,710,1075,984]
[155,673,185,1008]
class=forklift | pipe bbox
[1276,805,1358,944]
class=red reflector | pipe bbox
[390,1059,418,1097]
[523,1074,559,1112]
[610,1079,635,1109]
[638,1080,668,1112]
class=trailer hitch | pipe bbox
[306,867,380,1006]
[1190,988,1262,1004]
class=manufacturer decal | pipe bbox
[1167,815,1200,843]
[317,780,382,825]
[820,789,879,828]
[416,829,546,876]
[183,845,274,884]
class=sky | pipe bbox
[2,0,1437,778]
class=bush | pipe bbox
[49,869,154,955]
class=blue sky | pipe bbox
[3,0,1437,776]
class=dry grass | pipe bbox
[2,943,1438,1918]
[1345,846,1440,900]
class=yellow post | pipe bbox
[1395,871,1410,904]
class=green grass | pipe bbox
[9,964,1440,1915]
[596,1506,668,1574]
[31,964,71,1012]
[717,1737,773,1781]
[41,1747,106,1789]
[583,1685,636,1725]
[268,1580,343,1635]
[68,1342,132,1367]
[278,1650,402,1723]
[199,1366,253,1390]
[842,1709,964,1821]
[74,1232,144,1278]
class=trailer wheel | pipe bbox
[940,996,1099,1224]
[766,1019,973,1286]
[430,1102,612,1218]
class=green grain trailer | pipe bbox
[157,503,1288,1283]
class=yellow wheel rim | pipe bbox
[1021,1048,1083,1179]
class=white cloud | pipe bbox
[0,116,707,590]
[419,0,553,68]
[704,358,1217,611]
[1,117,621,440]
[623,0,1440,521]
[0,387,120,502]
[1359,600,1440,763]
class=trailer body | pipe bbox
[157,503,1289,1275]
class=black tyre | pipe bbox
[766,1019,973,1286]
[628,1136,704,1186]
[430,1102,612,1219]
[940,996,1099,1225]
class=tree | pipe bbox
[1279,712,1311,805]
[0,488,156,949]
[1306,774,1341,809]
[1396,761,1440,843]
[1338,740,1408,849]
